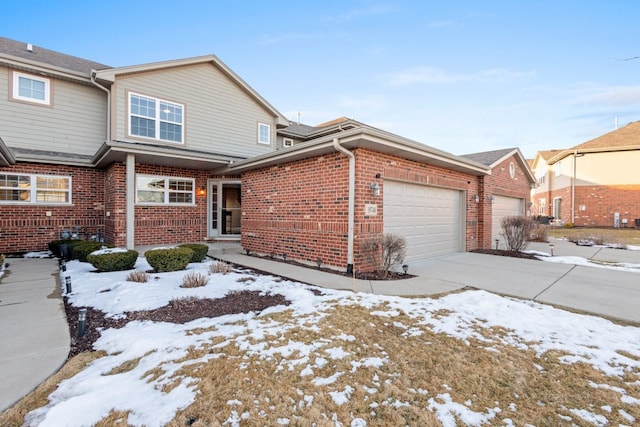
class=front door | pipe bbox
[208,181,241,237]
[553,197,562,220]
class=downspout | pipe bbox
[333,137,355,274]
[90,70,111,141]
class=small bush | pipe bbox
[87,249,139,272]
[529,223,549,242]
[180,271,210,288]
[208,260,233,275]
[501,216,534,252]
[178,243,209,263]
[145,247,194,272]
[360,233,407,278]
[0,254,5,267]
[236,276,256,283]
[48,239,85,258]
[564,222,575,228]
[71,242,115,263]
[127,270,150,283]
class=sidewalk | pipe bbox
[0,258,69,412]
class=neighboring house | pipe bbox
[462,148,536,250]
[0,37,534,272]
[530,122,640,227]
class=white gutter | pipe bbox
[332,137,355,273]
[90,70,111,141]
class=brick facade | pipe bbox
[538,185,640,227]
[241,148,490,271]
[0,163,105,253]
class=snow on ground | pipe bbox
[24,256,640,426]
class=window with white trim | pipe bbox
[538,198,546,215]
[258,123,271,145]
[136,175,194,205]
[129,93,184,143]
[554,161,562,177]
[536,168,545,184]
[283,138,294,148]
[12,71,50,105]
[0,174,70,204]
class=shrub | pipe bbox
[71,242,115,263]
[87,249,139,272]
[208,260,233,275]
[0,254,5,267]
[180,271,210,288]
[360,233,407,278]
[529,223,549,242]
[178,243,209,263]
[501,216,534,252]
[48,239,85,258]
[126,270,150,283]
[145,247,194,272]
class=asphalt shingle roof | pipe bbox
[571,120,640,151]
[0,36,110,75]
[461,148,515,166]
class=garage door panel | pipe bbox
[492,195,525,247]
[384,181,462,262]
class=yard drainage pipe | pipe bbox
[333,137,355,274]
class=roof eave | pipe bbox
[227,127,489,176]
[0,137,16,166]
[0,53,92,83]
[547,145,640,164]
[93,55,289,126]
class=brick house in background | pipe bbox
[0,37,534,272]
[530,122,640,227]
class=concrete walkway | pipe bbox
[0,258,69,412]
[216,239,640,324]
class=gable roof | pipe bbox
[462,147,536,183]
[546,121,640,164]
[93,55,289,127]
[279,117,360,139]
[226,124,490,176]
[0,36,110,81]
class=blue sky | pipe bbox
[5,1,640,158]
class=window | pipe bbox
[136,175,194,205]
[538,199,546,216]
[537,169,546,184]
[0,174,70,204]
[283,138,294,148]
[258,123,271,145]
[129,93,183,143]
[554,161,562,177]
[12,71,50,105]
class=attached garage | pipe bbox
[383,180,464,262]
[492,195,525,249]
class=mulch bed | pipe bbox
[470,249,540,260]
[64,291,290,358]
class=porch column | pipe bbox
[126,153,135,249]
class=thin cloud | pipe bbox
[577,85,640,106]
[384,66,536,86]
[425,20,462,29]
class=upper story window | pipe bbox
[283,138,294,148]
[258,123,271,145]
[12,71,51,105]
[554,161,562,177]
[129,93,183,143]
[136,175,194,205]
[536,168,546,184]
[0,173,70,204]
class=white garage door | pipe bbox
[492,195,525,249]
[384,181,463,262]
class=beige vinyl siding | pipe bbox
[575,151,640,185]
[112,63,277,158]
[0,67,107,156]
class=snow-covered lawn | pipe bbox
[19,256,640,426]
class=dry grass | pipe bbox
[208,260,233,275]
[180,271,210,288]
[548,227,640,246]
[0,352,105,427]
[5,301,639,426]
[126,269,150,283]
[162,304,639,426]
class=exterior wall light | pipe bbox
[370,182,381,197]
[473,195,480,203]
[487,195,495,203]
[197,186,206,197]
